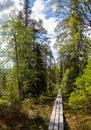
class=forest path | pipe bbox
[48,91,64,130]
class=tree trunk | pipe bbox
[14,31,24,100]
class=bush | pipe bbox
[0,99,11,117]
[69,90,86,112]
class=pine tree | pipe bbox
[69,57,91,113]
[1,12,35,100]
[54,0,91,95]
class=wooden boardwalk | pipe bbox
[48,92,64,130]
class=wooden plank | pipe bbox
[58,94,64,130]
[48,101,57,130]
[48,92,64,130]
[53,104,59,130]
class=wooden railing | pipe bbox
[48,92,64,130]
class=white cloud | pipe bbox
[50,38,58,59]
[51,3,58,12]
[43,17,58,35]
[0,0,23,25]
[31,0,58,58]
[0,0,23,65]
[31,0,58,35]
[31,0,45,21]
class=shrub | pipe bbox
[0,99,11,117]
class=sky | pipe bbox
[0,0,59,59]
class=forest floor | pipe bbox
[0,95,91,130]
[64,113,91,130]
[0,95,55,130]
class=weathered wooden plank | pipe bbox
[58,94,64,130]
[48,92,64,130]
[48,99,57,130]
[53,105,59,130]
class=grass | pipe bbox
[64,113,91,130]
[1,94,91,130]
[62,94,91,130]
[0,95,55,130]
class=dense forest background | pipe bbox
[0,0,91,129]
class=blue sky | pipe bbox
[0,0,59,59]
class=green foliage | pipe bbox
[0,2,57,129]
[54,0,91,108]
[1,6,54,100]
[0,99,11,117]
[68,10,82,44]
[61,66,78,96]
[61,69,70,94]
[6,85,20,107]
[69,90,86,111]
[69,58,91,113]
[0,99,11,106]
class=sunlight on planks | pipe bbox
[48,91,64,130]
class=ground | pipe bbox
[0,95,55,130]
[64,113,91,130]
[0,95,91,130]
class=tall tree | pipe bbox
[1,12,35,100]
[22,1,50,97]
[23,0,31,27]
[54,0,91,94]
[52,0,91,28]
[69,56,91,113]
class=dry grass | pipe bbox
[64,113,91,130]
[0,95,55,130]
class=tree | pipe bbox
[0,68,7,97]
[1,12,35,100]
[69,57,91,113]
[54,0,91,95]
[52,0,91,29]
[23,0,31,27]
